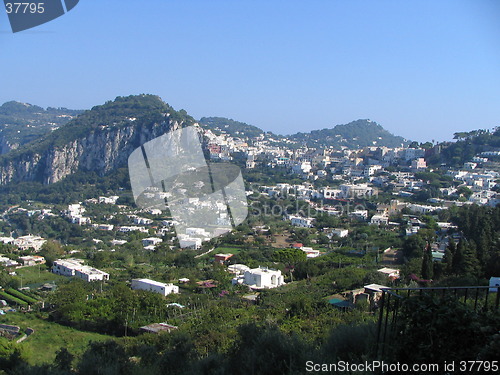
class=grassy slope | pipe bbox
[13,266,66,288]
[0,313,113,365]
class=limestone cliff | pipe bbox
[0,95,192,185]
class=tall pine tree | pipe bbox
[421,242,434,280]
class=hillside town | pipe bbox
[0,115,499,373]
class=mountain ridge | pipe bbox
[0,101,82,154]
[0,95,194,185]
[0,95,410,186]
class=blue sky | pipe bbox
[1,0,499,142]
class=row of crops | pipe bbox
[0,288,38,306]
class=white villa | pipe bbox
[232,266,285,289]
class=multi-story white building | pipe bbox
[131,278,179,296]
[411,158,427,171]
[289,215,315,228]
[370,214,389,226]
[339,184,376,199]
[178,237,202,249]
[52,259,109,282]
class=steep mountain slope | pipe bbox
[289,119,409,148]
[0,101,81,154]
[0,95,195,185]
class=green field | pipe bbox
[13,265,66,288]
[213,246,244,255]
[0,313,114,365]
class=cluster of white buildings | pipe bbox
[0,235,47,252]
[66,203,91,225]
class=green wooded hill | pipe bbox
[289,119,409,148]
[199,117,410,148]
[0,101,82,154]
[427,127,500,167]
[199,117,266,138]
[0,95,196,186]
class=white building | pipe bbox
[52,259,109,282]
[71,216,91,225]
[178,237,202,249]
[411,158,427,171]
[370,214,389,226]
[131,278,179,296]
[292,161,312,174]
[99,196,119,204]
[349,210,368,220]
[142,237,163,247]
[0,256,19,267]
[232,266,285,289]
[340,184,376,199]
[111,239,127,246]
[185,227,210,238]
[119,226,148,233]
[93,224,114,231]
[489,277,500,293]
[378,267,400,279]
[289,215,315,228]
[322,188,341,199]
[13,235,46,251]
[329,228,349,238]
[300,247,320,258]
[133,216,153,225]
[19,255,46,266]
[227,264,251,276]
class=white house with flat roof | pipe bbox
[52,259,109,282]
[289,215,315,228]
[142,237,163,247]
[131,278,179,296]
[232,266,285,289]
[370,214,389,226]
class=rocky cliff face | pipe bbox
[0,95,187,185]
[0,137,18,155]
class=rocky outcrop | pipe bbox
[0,117,181,185]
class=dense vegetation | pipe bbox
[199,117,265,139]
[0,101,81,154]
[0,94,195,162]
[289,119,409,148]
[427,127,500,167]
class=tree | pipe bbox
[452,239,465,275]
[77,341,131,375]
[443,247,454,275]
[402,235,426,259]
[273,248,307,281]
[461,242,481,278]
[54,347,74,372]
[421,243,433,280]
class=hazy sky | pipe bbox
[1,0,499,142]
